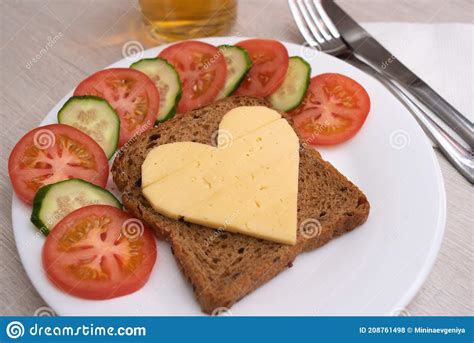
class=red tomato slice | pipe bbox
[233,39,289,97]
[43,205,157,300]
[8,124,109,205]
[289,73,370,145]
[74,68,159,147]
[158,41,227,113]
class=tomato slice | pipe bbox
[289,73,370,145]
[233,39,289,97]
[43,205,157,300]
[159,41,227,113]
[8,124,109,205]
[74,68,159,147]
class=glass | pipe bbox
[139,0,237,43]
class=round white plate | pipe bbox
[12,37,446,316]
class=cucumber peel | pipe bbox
[58,96,120,159]
[217,45,252,99]
[267,56,311,112]
[31,179,122,235]
[131,57,182,123]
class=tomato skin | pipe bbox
[234,39,289,97]
[74,68,159,147]
[8,124,109,205]
[43,205,157,300]
[290,73,370,145]
[158,41,227,113]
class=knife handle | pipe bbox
[346,55,474,184]
[405,79,474,149]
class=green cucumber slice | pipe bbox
[58,96,120,159]
[267,56,311,112]
[31,179,121,235]
[216,45,252,99]
[131,57,182,123]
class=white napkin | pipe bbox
[361,22,473,123]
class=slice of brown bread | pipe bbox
[112,96,369,313]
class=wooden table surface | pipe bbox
[0,0,472,316]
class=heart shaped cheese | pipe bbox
[141,106,299,244]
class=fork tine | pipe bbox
[303,0,332,40]
[288,0,320,47]
[295,0,325,43]
[313,0,341,38]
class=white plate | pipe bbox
[11,37,446,316]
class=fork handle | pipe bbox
[345,55,473,184]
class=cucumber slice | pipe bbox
[58,96,120,159]
[131,57,182,123]
[267,56,311,112]
[216,45,252,99]
[31,179,121,235]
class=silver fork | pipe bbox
[289,0,473,184]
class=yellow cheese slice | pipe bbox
[142,142,214,188]
[141,106,299,245]
[217,106,281,143]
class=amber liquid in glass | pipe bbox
[139,0,237,42]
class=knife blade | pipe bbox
[321,0,474,148]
